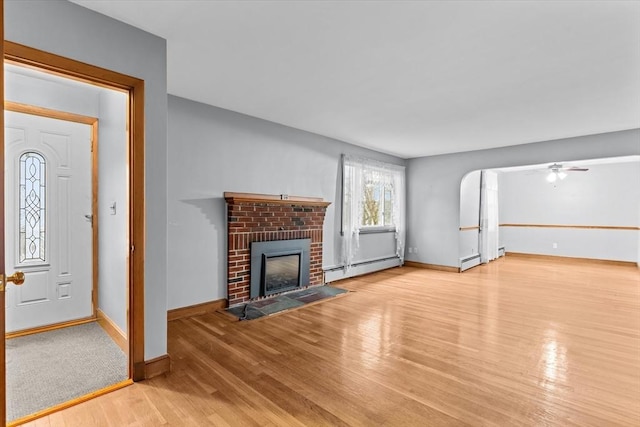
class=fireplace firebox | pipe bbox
[250,238,311,299]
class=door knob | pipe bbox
[7,271,25,285]
[0,271,25,292]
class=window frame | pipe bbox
[341,155,402,235]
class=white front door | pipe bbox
[4,111,93,333]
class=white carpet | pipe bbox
[6,322,127,421]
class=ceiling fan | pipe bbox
[545,163,589,182]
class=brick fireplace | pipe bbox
[224,192,331,306]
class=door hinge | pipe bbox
[131,245,135,253]
[0,274,5,293]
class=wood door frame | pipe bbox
[4,102,100,336]
[1,1,6,423]
[3,41,146,381]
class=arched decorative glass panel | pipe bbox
[19,151,47,262]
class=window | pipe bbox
[361,169,394,228]
[341,155,406,268]
[19,151,47,263]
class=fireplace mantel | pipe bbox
[224,192,331,207]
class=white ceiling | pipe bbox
[70,0,640,159]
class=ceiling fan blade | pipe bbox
[565,167,589,172]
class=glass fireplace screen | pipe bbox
[263,253,301,295]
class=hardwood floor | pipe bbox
[21,257,640,426]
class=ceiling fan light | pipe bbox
[546,172,557,183]
[557,171,567,180]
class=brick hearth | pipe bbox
[224,192,331,306]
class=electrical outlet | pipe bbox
[408,247,413,253]
[552,242,558,249]
[414,248,419,254]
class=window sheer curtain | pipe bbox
[479,170,499,263]
[342,155,406,269]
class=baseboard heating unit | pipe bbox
[460,246,506,272]
[324,256,401,282]
[459,254,481,272]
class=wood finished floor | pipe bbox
[22,257,640,426]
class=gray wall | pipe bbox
[6,0,168,359]
[5,69,129,333]
[5,68,100,116]
[498,160,640,262]
[407,129,640,268]
[97,90,128,332]
[167,95,404,309]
